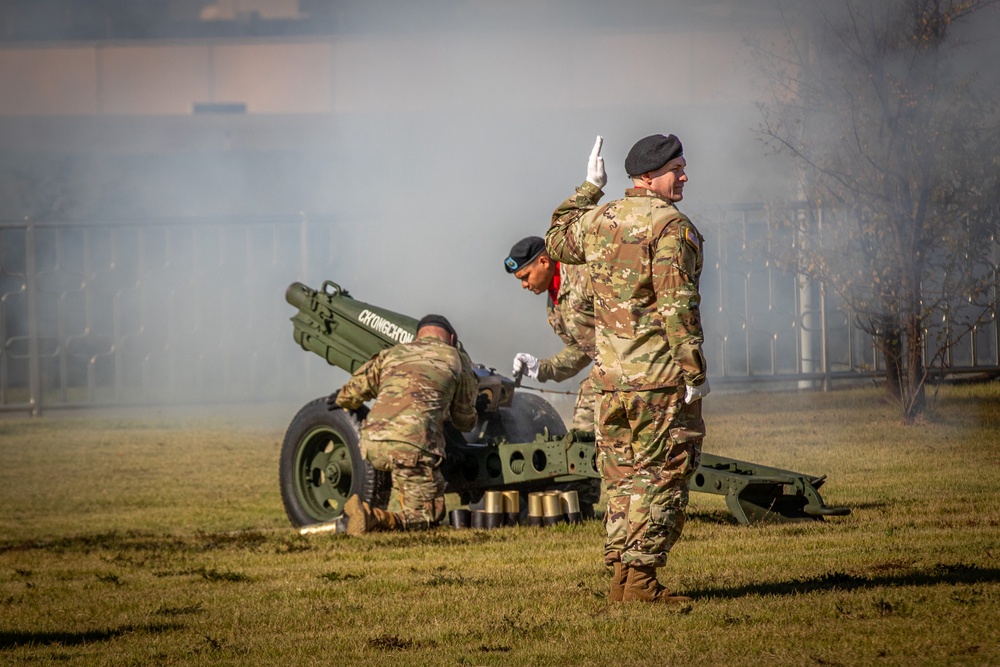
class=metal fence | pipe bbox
[0,215,330,414]
[698,203,1000,388]
[2,208,998,414]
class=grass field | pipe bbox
[1,385,999,666]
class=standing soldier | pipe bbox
[546,134,709,603]
[331,314,478,533]
[503,235,602,514]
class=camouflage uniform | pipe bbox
[336,336,478,530]
[537,260,603,509]
[546,180,706,568]
[539,261,599,431]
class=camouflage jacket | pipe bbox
[335,336,478,457]
[538,261,596,383]
[545,181,706,392]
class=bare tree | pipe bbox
[753,0,1000,421]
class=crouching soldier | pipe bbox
[330,314,478,533]
[504,236,598,431]
[504,235,602,517]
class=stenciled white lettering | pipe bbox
[357,309,414,344]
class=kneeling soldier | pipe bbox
[331,314,478,533]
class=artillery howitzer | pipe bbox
[279,280,850,528]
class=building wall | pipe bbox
[0,31,764,117]
[0,10,801,400]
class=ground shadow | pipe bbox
[0,623,183,650]
[687,509,740,525]
[687,563,1000,599]
[0,529,270,555]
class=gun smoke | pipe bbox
[0,0,997,414]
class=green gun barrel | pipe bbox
[286,280,419,374]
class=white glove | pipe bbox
[684,380,710,404]
[512,352,540,380]
[585,135,606,189]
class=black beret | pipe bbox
[504,236,546,274]
[624,134,683,177]
[417,313,456,338]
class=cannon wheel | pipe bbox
[279,397,391,527]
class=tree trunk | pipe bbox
[903,310,926,421]
[903,257,927,421]
[882,317,903,402]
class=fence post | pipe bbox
[24,219,41,416]
[818,206,831,392]
[820,280,830,392]
[796,204,820,389]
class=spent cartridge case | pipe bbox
[527,492,545,527]
[449,508,471,529]
[483,490,503,513]
[502,490,521,526]
[560,490,582,524]
[542,491,565,527]
[482,490,504,528]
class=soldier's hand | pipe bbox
[325,389,341,411]
[684,380,710,404]
[586,135,606,189]
[512,352,540,380]
[475,392,491,414]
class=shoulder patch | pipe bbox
[683,227,701,251]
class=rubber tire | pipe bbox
[279,397,391,527]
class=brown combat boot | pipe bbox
[620,564,692,604]
[344,495,377,534]
[344,495,402,534]
[371,507,401,531]
[609,562,627,602]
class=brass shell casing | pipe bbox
[527,492,545,527]
[542,491,565,526]
[502,490,521,526]
[449,508,471,529]
[484,491,504,514]
[560,490,582,524]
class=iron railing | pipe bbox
[2,209,998,414]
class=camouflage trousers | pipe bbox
[570,367,598,431]
[363,437,446,530]
[597,387,705,568]
[569,371,602,508]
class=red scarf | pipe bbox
[548,262,562,306]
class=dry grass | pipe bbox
[1,386,998,666]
